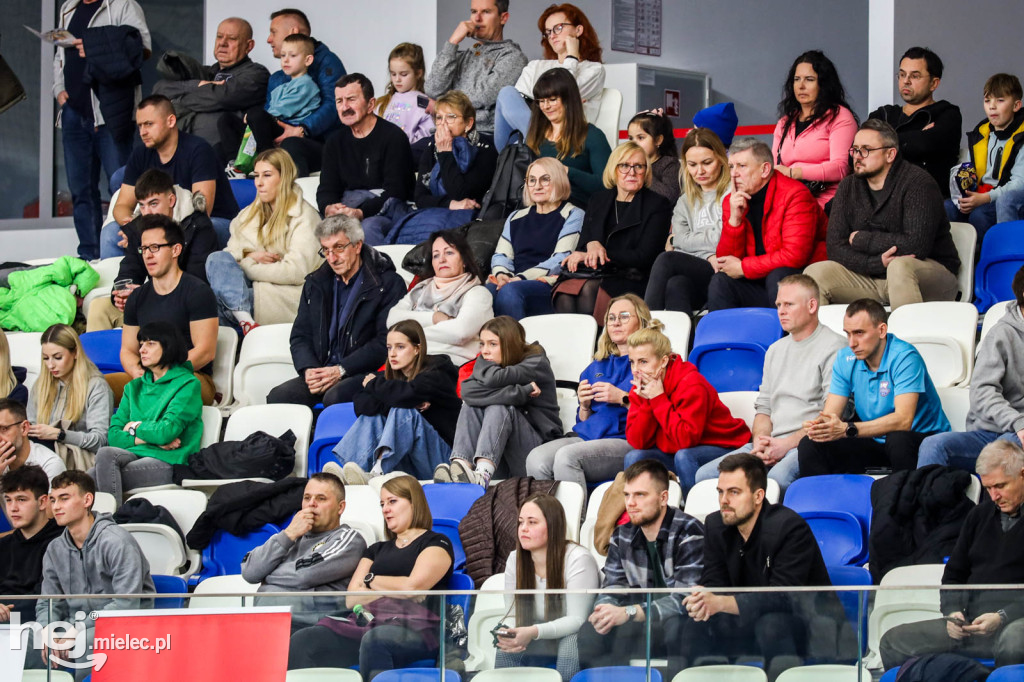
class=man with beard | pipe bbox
[804,119,960,310]
[242,473,366,630]
[577,459,704,670]
[678,453,840,672]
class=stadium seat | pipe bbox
[887,302,977,387]
[965,474,982,504]
[286,669,362,681]
[7,331,43,391]
[474,669,561,681]
[594,88,624,149]
[684,478,780,524]
[294,176,321,212]
[79,328,125,373]
[867,563,946,659]
[979,300,1013,348]
[817,305,848,337]
[340,484,386,542]
[232,323,298,406]
[554,481,585,541]
[989,665,1024,681]
[827,565,871,652]
[775,665,865,681]
[189,573,260,608]
[125,489,207,578]
[371,669,461,682]
[446,570,475,626]
[375,244,418,287]
[465,573,508,672]
[521,313,599,386]
[81,256,124,315]
[937,386,970,432]
[92,492,117,515]
[949,222,977,303]
[197,523,281,579]
[879,670,899,682]
[671,666,765,681]
[423,482,485,522]
[651,309,693,359]
[688,309,783,392]
[308,402,359,476]
[22,671,74,681]
[573,667,662,682]
[433,518,466,570]
[152,574,188,608]
[717,391,758,430]
[230,178,257,207]
[974,220,1024,313]
[122,524,188,575]
[212,326,239,406]
[784,475,873,566]
[200,405,223,449]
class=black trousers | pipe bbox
[675,612,807,668]
[706,267,801,311]
[267,374,364,408]
[577,615,677,669]
[797,431,933,476]
[244,106,287,154]
[645,251,715,313]
[280,136,325,177]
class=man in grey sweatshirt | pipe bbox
[426,0,528,133]
[919,268,1024,469]
[36,470,154,680]
[241,473,366,630]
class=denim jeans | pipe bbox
[525,436,632,489]
[331,408,451,480]
[100,216,232,258]
[206,250,253,325]
[946,190,1024,246]
[917,429,1019,471]
[494,85,532,151]
[92,446,175,505]
[343,191,411,246]
[61,105,133,260]
[288,623,437,680]
[695,442,801,494]
[624,444,735,494]
[485,279,554,320]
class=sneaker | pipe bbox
[473,469,492,487]
[239,320,260,336]
[322,461,345,480]
[341,462,371,485]
[433,463,453,483]
[449,459,474,483]
[224,164,248,180]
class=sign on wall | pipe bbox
[611,0,662,57]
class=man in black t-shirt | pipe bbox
[105,215,219,405]
[102,95,238,257]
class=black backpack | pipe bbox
[477,131,536,222]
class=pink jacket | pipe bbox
[772,105,857,208]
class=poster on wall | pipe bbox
[611,0,662,57]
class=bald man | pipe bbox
[154,17,270,163]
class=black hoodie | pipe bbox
[869,99,962,198]
[0,518,62,623]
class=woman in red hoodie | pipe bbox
[622,327,750,494]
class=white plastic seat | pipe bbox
[520,314,598,385]
[294,176,321,211]
[594,87,624,149]
[979,300,1014,350]
[121,524,187,574]
[554,481,585,541]
[775,664,865,681]
[23,671,75,681]
[474,669,562,681]
[232,323,297,406]
[92,491,117,515]
[817,305,849,337]
[374,244,417,287]
[81,256,125,315]
[465,573,508,672]
[189,574,260,608]
[651,310,693,360]
[200,405,224,449]
[949,222,976,302]
[556,388,580,438]
[684,478,779,524]
[867,563,946,658]
[340,484,386,542]
[125,489,208,577]
[937,386,970,432]
[718,391,758,430]
[965,474,983,504]
[287,669,363,681]
[672,665,768,681]
[212,326,239,407]
[6,331,42,393]
[887,302,978,387]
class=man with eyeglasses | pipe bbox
[105,215,219,404]
[426,0,527,134]
[804,119,959,310]
[317,73,415,246]
[268,214,405,408]
[0,399,65,484]
[868,47,962,198]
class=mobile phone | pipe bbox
[496,629,515,638]
[944,616,967,626]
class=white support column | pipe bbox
[868,0,896,111]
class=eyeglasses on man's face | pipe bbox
[318,241,357,258]
[848,146,894,159]
[138,243,171,255]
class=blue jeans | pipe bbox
[946,190,1024,246]
[917,429,1019,471]
[100,216,232,258]
[494,85,532,151]
[61,105,133,260]
[206,250,253,325]
[624,444,735,494]
[486,279,554,320]
[332,408,451,480]
[695,442,801,494]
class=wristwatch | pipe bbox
[845,422,859,439]
[128,425,137,437]
[363,572,375,587]
[622,394,631,408]
[57,429,66,443]
[624,605,638,621]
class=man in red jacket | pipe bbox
[709,138,828,311]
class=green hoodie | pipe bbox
[108,361,203,464]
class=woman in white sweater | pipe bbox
[205,148,321,333]
[495,493,600,681]
[493,3,604,150]
[387,229,493,366]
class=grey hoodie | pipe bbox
[425,39,528,132]
[461,350,563,440]
[36,514,155,629]
[968,301,1024,434]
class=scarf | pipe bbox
[406,272,478,318]
[429,135,479,197]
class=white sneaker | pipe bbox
[449,459,474,483]
[342,462,372,485]
[433,463,453,483]
[321,461,345,480]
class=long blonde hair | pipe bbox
[594,294,662,360]
[0,330,14,398]
[35,325,101,424]
[237,148,300,252]
[679,128,730,207]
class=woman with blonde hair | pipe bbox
[526,295,658,488]
[0,330,27,404]
[645,127,731,315]
[205,148,321,334]
[488,157,584,319]
[27,324,114,469]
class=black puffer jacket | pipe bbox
[186,477,306,549]
[81,25,145,145]
[869,465,975,583]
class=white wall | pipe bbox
[204,0,437,96]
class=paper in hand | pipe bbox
[24,25,77,48]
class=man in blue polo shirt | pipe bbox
[797,298,950,475]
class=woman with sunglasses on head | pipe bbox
[494,3,604,151]
[554,142,672,321]
[488,158,584,320]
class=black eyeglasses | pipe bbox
[848,146,894,159]
[318,242,357,258]
[616,163,648,175]
[542,22,573,38]
[137,243,172,254]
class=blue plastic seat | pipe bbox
[785,475,874,566]
[688,309,783,392]
[990,666,1024,681]
[0,512,10,533]
[193,523,281,582]
[974,220,1024,313]
[880,668,899,682]
[433,518,466,571]
[152,574,187,608]
[79,329,125,374]
[827,565,871,652]
[229,178,257,208]
[422,482,484,522]
[446,571,474,627]
[308,402,359,475]
[570,667,663,682]
[371,668,461,682]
